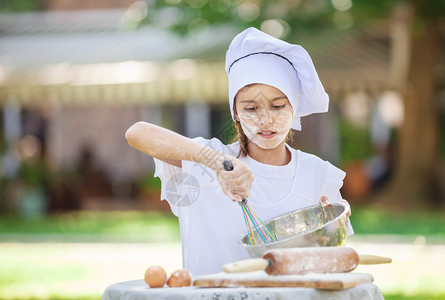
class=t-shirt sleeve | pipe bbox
[320,161,354,236]
[153,137,228,216]
[319,161,346,202]
[153,158,182,216]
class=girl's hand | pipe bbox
[319,196,351,218]
[319,195,331,208]
[215,157,254,202]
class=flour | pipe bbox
[235,84,294,150]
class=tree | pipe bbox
[385,1,444,207]
[351,0,444,207]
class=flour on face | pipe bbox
[235,84,294,150]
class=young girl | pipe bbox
[125,27,353,276]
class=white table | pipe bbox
[102,279,384,300]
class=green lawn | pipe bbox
[0,210,180,242]
[349,206,445,237]
[384,294,445,300]
[1,206,444,239]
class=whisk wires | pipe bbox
[241,204,256,245]
[241,201,277,245]
[249,205,277,243]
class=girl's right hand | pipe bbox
[215,157,254,202]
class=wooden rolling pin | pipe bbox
[223,247,391,275]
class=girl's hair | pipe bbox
[232,84,252,158]
[233,121,249,158]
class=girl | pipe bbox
[125,27,353,276]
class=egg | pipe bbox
[144,265,167,288]
[167,269,192,287]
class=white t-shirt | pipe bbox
[154,137,353,276]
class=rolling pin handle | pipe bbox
[223,258,270,273]
[358,254,392,264]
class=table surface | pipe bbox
[102,279,384,300]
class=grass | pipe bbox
[0,263,92,300]
[349,206,445,238]
[1,206,444,239]
[384,294,445,300]
[0,210,180,242]
[0,247,97,300]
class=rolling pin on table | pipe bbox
[222,247,391,275]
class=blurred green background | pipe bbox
[1,0,444,299]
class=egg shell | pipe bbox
[144,265,167,288]
[167,269,192,287]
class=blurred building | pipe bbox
[0,2,406,212]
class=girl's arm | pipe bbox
[125,121,211,168]
[125,121,253,202]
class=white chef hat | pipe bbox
[225,27,329,130]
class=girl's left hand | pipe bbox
[319,195,331,208]
[319,196,351,218]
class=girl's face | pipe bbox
[234,84,293,150]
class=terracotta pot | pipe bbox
[341,161,371,203]
[140,189,171,212]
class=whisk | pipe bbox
[222,160,278,245]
